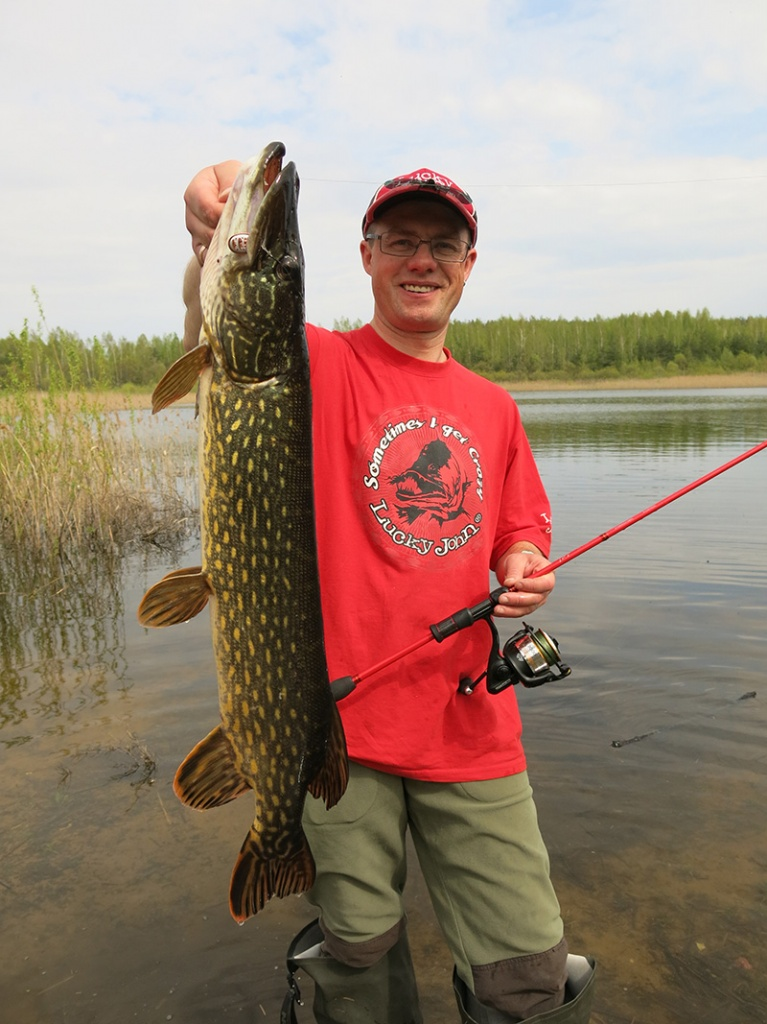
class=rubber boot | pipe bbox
[453,955,596,1024]
[281,918,424,1024]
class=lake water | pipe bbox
[1,388,766,1024]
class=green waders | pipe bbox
[453,955,596,1024]
[281,919,424,1024]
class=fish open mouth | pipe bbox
[223,142,300,270]
[249,160,300,269]
[227,143,285,255]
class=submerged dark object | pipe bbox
[611,731,658,749]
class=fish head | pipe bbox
[201,141,306,384]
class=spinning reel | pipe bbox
[429,584,571,696]
[458,616,571,695]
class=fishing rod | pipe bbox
[330,438,767,702]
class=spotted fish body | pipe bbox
[138,143,347,922]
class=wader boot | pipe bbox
[281,918,424,1024]
[453,955,596,1024]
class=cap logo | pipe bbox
[389,172,452,188]
[363,167,478,244]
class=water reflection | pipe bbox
[1,388,766,1024]
[0,548,127,746]
[518,387,767,455]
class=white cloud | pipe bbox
[1,0,765,341]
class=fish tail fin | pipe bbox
[229,827,315,923]
[308,700,349,809]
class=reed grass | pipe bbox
[0,382,197,562]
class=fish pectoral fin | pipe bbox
[151,344,211,413]
[229,826,316,922]
[137,566,210,627]
[173,725,251,809]
[307,700,349,810]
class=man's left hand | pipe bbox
[494,546,554,619]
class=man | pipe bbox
[183,160,596,1023]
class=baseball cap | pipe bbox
[362,169,478,246]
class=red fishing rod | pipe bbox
[330,439,767,701]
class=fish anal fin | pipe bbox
[137,566,210,627]
[152,345,211,413]
[307,700,349,810]
[229,827,315,923]
[173,724,251,809]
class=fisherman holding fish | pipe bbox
[183,157,596,1024]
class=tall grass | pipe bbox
[0,387,196,560]
[0,321,197,564]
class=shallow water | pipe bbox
[1,388,766,1024]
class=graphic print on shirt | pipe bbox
[357,405,486,565]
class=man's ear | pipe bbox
[360,238,373,277]
[463,248,478,285]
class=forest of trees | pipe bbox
[1,310,766,391]
[0,328,183,392]
[445,309,767,381]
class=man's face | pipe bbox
[360,198,477,337]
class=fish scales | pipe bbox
[138,142,348,922]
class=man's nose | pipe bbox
[406,239,437,266]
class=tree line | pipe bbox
[1,309,766,391]
[445,309,767,381]
[0,326,183,392]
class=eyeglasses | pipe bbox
[365,231,472,264]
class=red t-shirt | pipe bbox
[307,324,551,782]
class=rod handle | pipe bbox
[430,586,507,641]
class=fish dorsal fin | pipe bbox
[151,345,211,413]
[137,566,210,627]
[307,701,349,810]
[174,725,252,809]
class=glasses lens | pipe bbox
[377,233,419,257]
[429,237,470,262]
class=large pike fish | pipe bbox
[138,142,348,922]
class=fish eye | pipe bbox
[275,256,299,280]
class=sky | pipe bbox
[2,0,765,342]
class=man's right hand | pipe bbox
[184,160,242,264]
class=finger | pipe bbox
[183,170,227,254]
[502,569,555,594]
[494,589,548,618]
[518,573,556,595]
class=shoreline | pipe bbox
[499,371,767,393]
[100,371,767,410]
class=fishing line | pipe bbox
[330,439,767,701]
